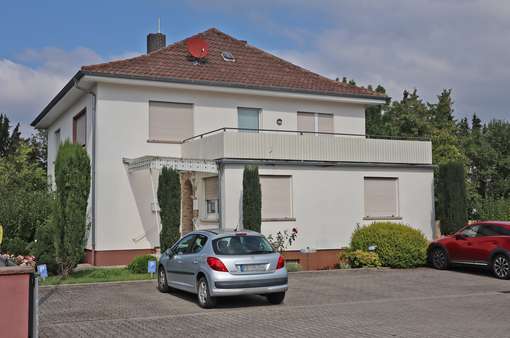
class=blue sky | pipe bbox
[1,0,509,133]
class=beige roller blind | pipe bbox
[260,176,292,219]
[318,113,333,133]
[149,101,193,141]
[75,112,86,146]
[364,178,398,218]
[297,112,315,132]
[204,177,218,200]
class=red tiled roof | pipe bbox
[82,28,385,99]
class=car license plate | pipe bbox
[240,264,266,272]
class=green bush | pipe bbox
[242,165,261,232]
[342,250,381,268]
[29,217,58,274]
[128,255,157,274]
[286,262,302,272]
[1,237,29,255]
[478,197,510,220]
[157,167,181,252]
[350,222,428,268]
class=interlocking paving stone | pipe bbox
[39,268,510,337]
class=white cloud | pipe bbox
[0,47,139,135]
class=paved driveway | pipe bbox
[39,268,510,338]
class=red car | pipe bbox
[428,221,510,279]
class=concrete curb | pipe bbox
[39,278,156,288]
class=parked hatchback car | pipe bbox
[157,229,288,308]
[428,221,510,279]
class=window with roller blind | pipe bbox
[364,177,399,219]
[204,176,218,218]
[260,176,293,220]
[73,109,86,146]
[297,112,333,133]
[149,101,193,142]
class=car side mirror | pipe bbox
[455,234,466,240]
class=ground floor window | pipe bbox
[204,176,219,219]
[364,177,399,219]
[260,175,293,220]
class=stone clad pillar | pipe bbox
[180,172,194,235]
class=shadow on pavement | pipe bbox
[162,287,273,309]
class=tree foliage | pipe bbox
[242,165,261,232]
[52,141,91,276]
[437,162,468,234]
[157,167,181,252]
[365,86,510,221]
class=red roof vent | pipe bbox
[186,37,208,59]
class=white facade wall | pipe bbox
[92,82,367,251]
[222,164,435,251]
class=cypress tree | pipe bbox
[242,165,261,232]
[158,167,181,252]
[438,161,468,234]
[52,141,91,276]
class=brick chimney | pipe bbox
[147,32,166,53]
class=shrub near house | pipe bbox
[350,222,428,268]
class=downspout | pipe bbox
[74,79,97,265]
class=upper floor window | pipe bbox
[260,175,293,220]
[297,112,333,134]
[73,109,86,146]
[364,177,399,219]
[149,101,193,142]
[238,107,260,131]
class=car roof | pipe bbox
[471,221,510,227]
[193,228,262,237]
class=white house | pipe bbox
[32,28,435,268]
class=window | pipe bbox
[212,235,274,255]
[477,225,499,237]
[73,109,86,146]
[297,112,333,133]
[204,176,218,218]
[54,129,61,150]
[172,235,195,255]
[458,225,479,238]
[238,107,260,131]
[149,101,193,142]
[191,235,208,253]
[260,176,292,220]
[364,178,399,218]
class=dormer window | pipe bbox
[221,51,235,62]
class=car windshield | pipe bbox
[212,235,274,255]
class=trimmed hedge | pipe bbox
[127,255,157,274]
[350,222,428,268]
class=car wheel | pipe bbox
[157,265,170,293]
[197,277,216,308]
[266,292,285,305]
[429,247,449,270]
[492,254,510,280]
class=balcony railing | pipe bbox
[181,128,432,165]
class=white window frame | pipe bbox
[260,175,294,221]
[203,176,219,220]
[297,112,334,133]
[363,177,400,220]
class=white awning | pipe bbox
[123,156,218,173]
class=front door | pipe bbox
[446,225,479,262]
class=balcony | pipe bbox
[181,128,432,165]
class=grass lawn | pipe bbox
[39,267,156,286]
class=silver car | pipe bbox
[157,229,288,308]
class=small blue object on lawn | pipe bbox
[148,260,156,274]
[37,264,48,279]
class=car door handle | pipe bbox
[193,260,199,264]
